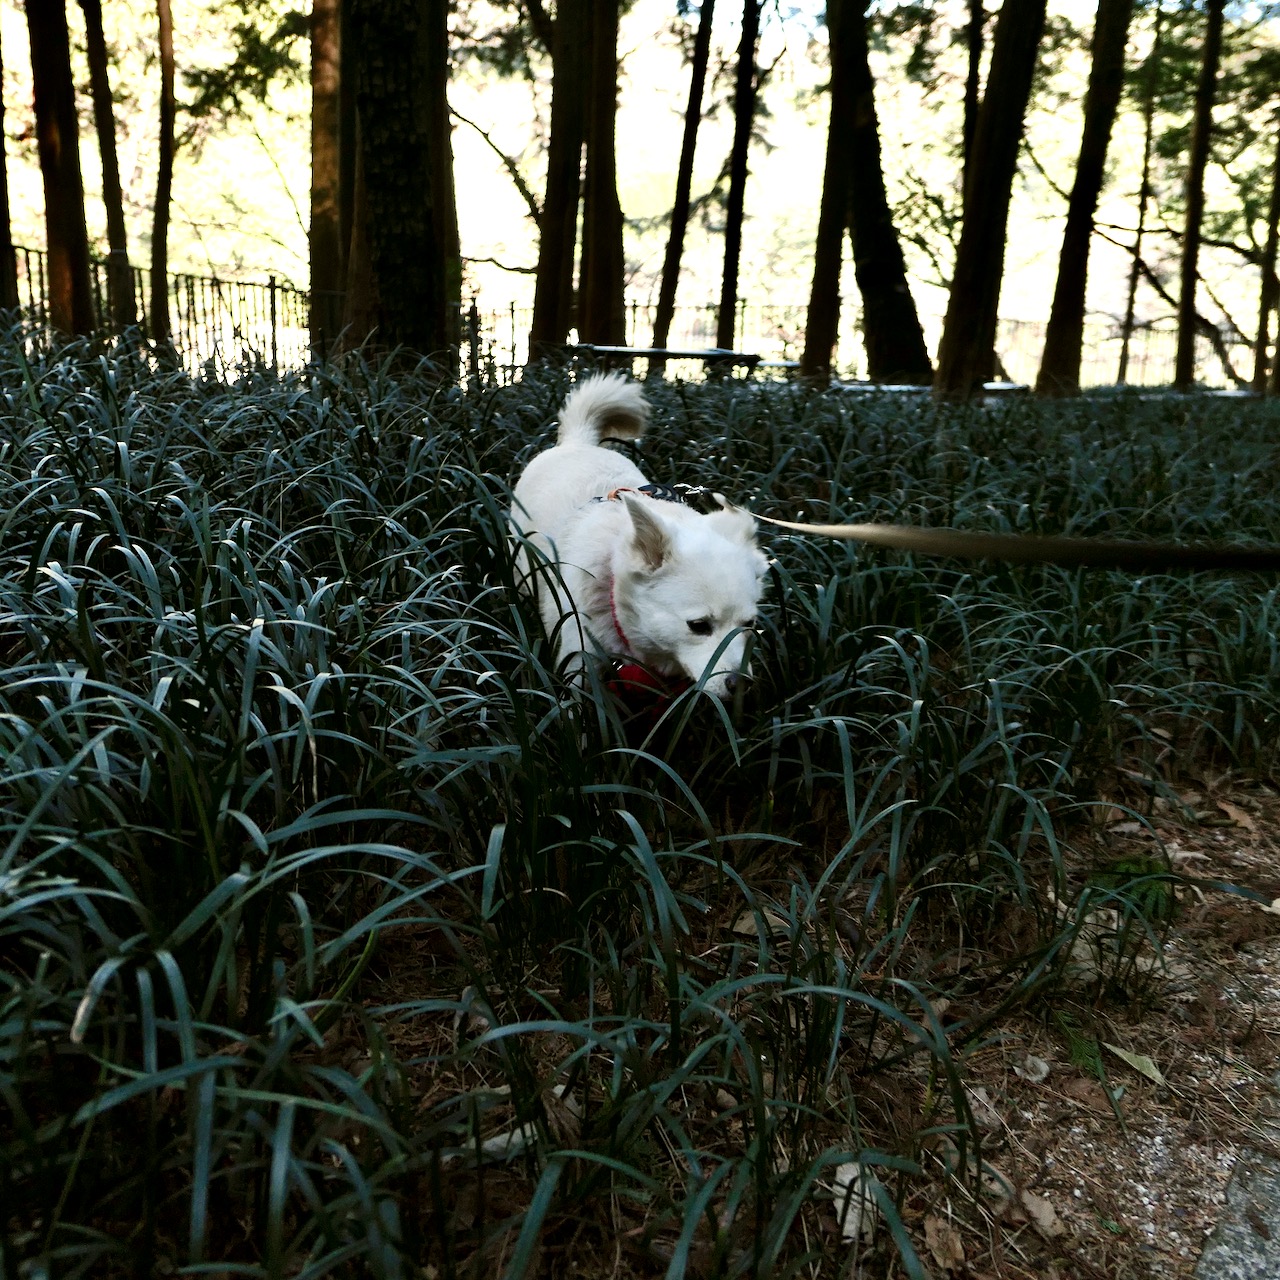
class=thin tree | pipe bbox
[1035,0,1134,397]
[26,0,95,335]
[1253,110,1280,395]
[933,0,1047,401]
[529,0,589,355]
[652,0,715,351]
[716,0,762,351]
[579,0,626,344]
[151,0,176,345]
[1172,0,1224,391]
[963,0,984,195]
[310,0,343,356]
[0,20,19,311]
[1117,1,1163,385]
[845,1,931,382]
[80,0,135,331]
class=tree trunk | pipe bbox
[26,0,95,336]
[579,0,626,344]
[80,0,135,331]
[0,21,19,311]
[963,0,984,199]
[845,1,932,383]
[1251,112,1280,395]
[529,0,589,356]
[423,0,460,353]
[800,0,855,379]
[151,0,175,345]
[1035,0,1133,397]
[310,0,343,357]
[1117,2,1162,384]
[1172,0,1224,391]
[652,0,715,350]
[342,0,456,365]
[933,0,1046,401]
[715,0,761,351]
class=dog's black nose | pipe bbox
[723,672,750,698]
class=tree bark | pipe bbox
[26,0,95,336]
[1251,113,1280,395]
[933,0,1047,401]
[151,0,175,345]
[845,1,932,383]
[715,0,761,351]
[310,0,343,357]
[1172,0,1224,391]
[529,0,589,355]
[0,21,19,311]
[800,0,855,379]
[652,0,715,351]
[579,0,626,344]
[963,0,984,199]
[1117,2,1162,385]
[343,0,458,365]
[1035,0,1133,397]
[80,0,135,331]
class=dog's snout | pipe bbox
[722,671,751,698]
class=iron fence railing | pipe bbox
[10,242,1258,389]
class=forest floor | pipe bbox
[926,771,1280,1280]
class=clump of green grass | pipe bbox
[2,329,1279,1277]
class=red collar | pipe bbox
[609,577,633,654]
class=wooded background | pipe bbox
[7,0,1280,398]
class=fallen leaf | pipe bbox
[1020,1189,1066,1238]
[1014,1054,1051,1083]
[1103,1042,1167,1086]
[924,1213,966,1271]
[1217,800,1257,832]
[1063,1076,1112,1113]
[731,909,791,937]
[965,1084,1004,1130]
[1260,898,1280,918]
[831,1163,877,1242]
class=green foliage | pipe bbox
[2,331,1279,1275]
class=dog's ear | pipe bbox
[706,499,759,546]
[622,494,671,571]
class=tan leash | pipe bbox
[753,514,1280,574]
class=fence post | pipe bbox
[269,275,278,372]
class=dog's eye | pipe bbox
[687,618,713,636]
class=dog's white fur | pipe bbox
[511,373,767,699]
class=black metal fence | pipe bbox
[13,243,1255,388]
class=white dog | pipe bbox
[511,373,767,700]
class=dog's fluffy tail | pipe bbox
[556,372,649,447]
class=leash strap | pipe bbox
[754,514,1280,573]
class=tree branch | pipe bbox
[450,107,542,223]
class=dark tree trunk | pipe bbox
[343,0,458,365]
[800,0,855,379]
[310,0,344,357]
[1173,0,1224,391]
[933,0,1046,401]
[1035,0,1133,397]
[151,0,175,344]
[0,22,19,311]
[579,0,625,344]
[529,0,589,355]
[715,0,761,351]
[80,0,134,331]
[1251,113,1280,395]
[845,1,932,383]
[423,0,460,352]
[26,0,95,336]
[963,0,984,197]
[1117,1,1162,384]
[652,0,715,350]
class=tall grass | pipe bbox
[3,330,1278,1276]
